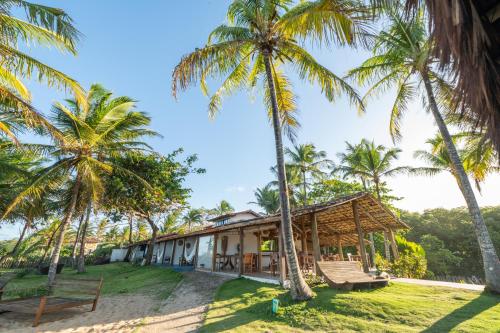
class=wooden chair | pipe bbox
[269,253,278,276]
[243,253,256,273]
[0,272,17,300]
[0,276,103,327]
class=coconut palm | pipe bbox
[337,139,409,260]
[414,134,499,192]
[182,208,205,232]
[0,1,84,142]
[172,0,370,299]
[348,9,500,291]
[285,143,332,207]
[211,200,235,216]
[249,184,280,215]
[3,84,156,285]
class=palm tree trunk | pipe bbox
[38,222,61,266]
[124,214,134,262]
[0,217,32,264]
[375,180,391,260]
[144,217,158,266]
[263,50,312,300]
[48,175,82,286]
[422,71,500,292]
[71,214,85,267]
[302,170,307,207]
[77,203,91,273]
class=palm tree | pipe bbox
[249,184,280,215]
[414,134,499,193]
[0,1,84,142]
[211,200,235,216]
[285,143,332,206]
[348,9,500,291]
[3,84,155,285]
[337,139,410,260]
[182,208,205,232]
[172,0,369,300]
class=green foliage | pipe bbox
[92,243,115,258]
[402,206,500,278]
[420,234,462,276]
[396,234,425,257]
[202,278,500,332]
[391,252,427,279]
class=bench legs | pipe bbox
[33,296,47,327]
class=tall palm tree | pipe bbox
[172,0,369,300]
[414,134,499,193]
[249,184,280,215]
[0,1,84,142]
[211,200,235,216]
[337,139,410,260]
[182,208,205,232]
[3,84,155,285]
[285,143,332,206]
[348,9,500,291]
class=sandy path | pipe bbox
[0,271,231,333]
[393,278,485,291]
[139,271,231,333]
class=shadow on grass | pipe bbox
[422,292,499,333]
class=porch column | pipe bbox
[311,213,322,274]
[180,238,186,266]
[161,241,167,264]
[239,228,244,276]
[383,231,391,260]
[336,234,344,260]
[171,239,177,266]
[194,236,200,268]
[277,226,286,284]
[352,200,369,273]
[388,229,400,260]
[211,233,218,272]
[257,232,262,272]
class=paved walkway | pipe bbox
[140,271,232,333]
[393,277,485,291]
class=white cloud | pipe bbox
[225,185,246,193]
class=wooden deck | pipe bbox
[317,261,388,290]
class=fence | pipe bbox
[430,275,485,285]
[0,254,105,270]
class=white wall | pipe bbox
[110,249,128,262]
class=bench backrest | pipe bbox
[51,277,103,299]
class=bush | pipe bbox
[374,253,391,274]
[391,252,427,279]
[303,273,324,287]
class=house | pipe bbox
[128,192,408,284]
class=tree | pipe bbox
[211,200,235,216]
[103,150,203,265]
[0,1,84,142]
[3,84,155,285]
[285,143,332,206]
[249,184,280,215]
[348,9,500,292]
[172,0,369,300]
[337,139,409,260]
[182,208,205,232]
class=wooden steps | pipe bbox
[317,261,388,290]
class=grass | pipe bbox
[2,263,182,300]
[201,279,500,333]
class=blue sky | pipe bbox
[1,0,499,240]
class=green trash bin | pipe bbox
[272,298,279,314]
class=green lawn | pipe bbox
[2,263,182,299]
[201,279,500,333]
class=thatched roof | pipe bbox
[408,0,500,155]
[136,192,407,247]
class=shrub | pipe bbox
[391,252,427,279]
[303,273,324,287]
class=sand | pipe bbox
[0,271,231,333]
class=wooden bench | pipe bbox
[0,276,103,327]
[317,261,389,290]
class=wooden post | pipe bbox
[257,232,262,272]
[211,234,218,272]
[180,238,187,266]
[311,213,322,274]
[171,239,177,266]
[336,234,344,260]
[277,226,286,284]
[33,296,47,327]
[388,229,400,260]
[239,228,244,276]
[352,200,369,273]
[161,241,167,264]
[194,236,200,268]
